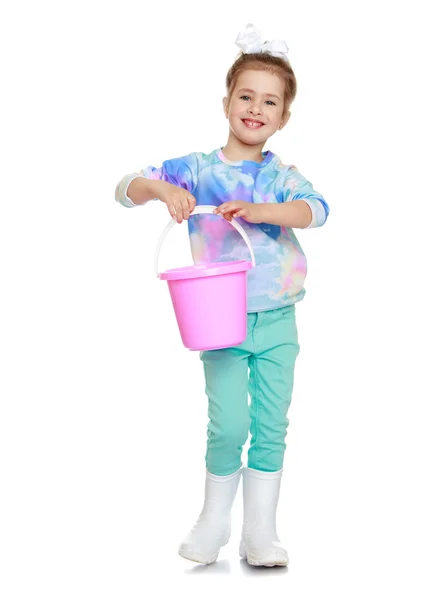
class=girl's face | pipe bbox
[223,69,290,146]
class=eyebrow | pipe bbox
[237,88,281,101]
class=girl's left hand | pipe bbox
[214,201,264,224]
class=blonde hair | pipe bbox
[225,52,297,115]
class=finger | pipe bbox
[181,198,190,221]
[174,201,184,224]
[218,202,234,214]
[166,202,176,219]
[188,194,196,214]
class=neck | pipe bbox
[221,132,267,163]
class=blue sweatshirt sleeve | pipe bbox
[115,153,200,208]
[283,166,329,228]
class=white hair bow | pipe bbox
[235,23,289,61]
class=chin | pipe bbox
[234,138,264,148]
[236,129,267,144]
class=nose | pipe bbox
[249,102,262,116]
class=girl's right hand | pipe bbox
[157,182,196,224]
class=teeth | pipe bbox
[244,120,263,128]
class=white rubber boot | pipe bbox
[239,467,289,567]
[178,467,242,564]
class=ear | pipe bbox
[279,110,291,130]
[222,97,229,118]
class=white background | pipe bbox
[1,0,443,598]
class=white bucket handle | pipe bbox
[155,205,256,277]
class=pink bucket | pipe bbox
[155,206,256,351]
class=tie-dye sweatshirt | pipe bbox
[115,148,329,313]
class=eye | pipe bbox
[266,100,276,106]
[240,95,250,101]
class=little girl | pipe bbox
[115,24,329,567]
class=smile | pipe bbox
[242,119,264,129]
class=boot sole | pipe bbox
[239,540,289,567]
[178,535,230,565]
[178,549,218,565]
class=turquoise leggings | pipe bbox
[200,305,300,476]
